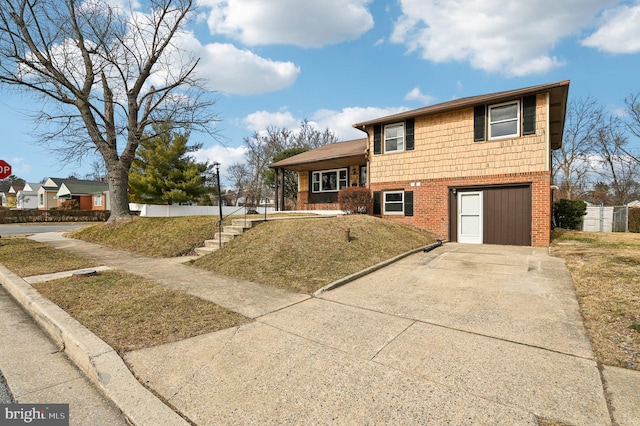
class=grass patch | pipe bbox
[0,237,99,277]
[550,231,640,370]
[68,216,220,257]
[190,215,437,294]
[32,270,249,354]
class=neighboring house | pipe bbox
[271,80,570,247]
[55,181,110,211]
[38,177,110,210]
[38,177,65,210]
[4,185,24,208]
[16,183,42,209]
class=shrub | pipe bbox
[629,207,640,233]
[553,199,587,230]
[338,187,372,214]
[59,200,80,210]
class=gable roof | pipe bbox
[56,181,109,198]
[19,183,41,193]
[353,80,570,150]
[270,138,367,171]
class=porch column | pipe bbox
[278,168,286,211]
[274,168,280,211]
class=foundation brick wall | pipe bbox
[370,171,552,247]
[297,191,340,210]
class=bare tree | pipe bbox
[552,97,604,199]
[226,162,250,205]
[238,121,339,207]
[0,0,217,222]
[592,115,639,205]
[621,92,640,165]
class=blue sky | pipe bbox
[2,0,640,185]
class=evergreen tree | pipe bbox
[129,124,212,205]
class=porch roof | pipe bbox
[270,138,367,171]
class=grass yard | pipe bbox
[32,270,249,354]
[68,215,220,257]
[0,237,100,276]
[0,237,249,353]
[550,230,640,370]
[190,214,438,293]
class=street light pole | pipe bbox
[214,162,223,225]
[213,162,223,248]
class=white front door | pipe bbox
[458,191,483,244]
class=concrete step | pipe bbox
[194,245,219,256]
[231,218,263,229]
[223,225,247,234]
[197,218,265,256]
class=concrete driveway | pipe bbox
[125,243,610,425]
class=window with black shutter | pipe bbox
[405,119,415,151]
[404,191,413,216]
[373,191,381,214]
[373,125,382,154]
[474,105,486,142]
[522,95,536,135]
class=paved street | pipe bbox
[0,287,127,425]
[0,370,12,403]
[0,223,89,235]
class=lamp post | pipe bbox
[213,161,224,237]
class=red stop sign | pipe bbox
[0,160,12,179]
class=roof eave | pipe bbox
[353,80,571,131]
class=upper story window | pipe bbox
[373,119,414,155]
[384,123,405,153]
[475,95,536,142]
[489,100,520,139]
[312,169,348,193]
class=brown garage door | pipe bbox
[483,185,532,246]
[449,185,532,246]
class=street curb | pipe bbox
[313,241,446,296]
[0,264,189,426]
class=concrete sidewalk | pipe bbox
[2,233,639,425]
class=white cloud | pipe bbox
[202,0,374,47]
[8,157,31,177]
[192,144,248,176]
[582,1,640,53]
[243,110,299,132]
[240,106,408,142]
[178,34,300,95]
[404,87,434,104]
[391,0,618,76]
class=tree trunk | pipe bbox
[106,163,133,224]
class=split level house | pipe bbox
[270,80,570,247]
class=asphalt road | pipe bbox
[0,223,89,236]
[0,370,12,403]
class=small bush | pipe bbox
[629,208,640,233]
[338,187,372,214]
[59,200,80,210]
[553,199,587,230]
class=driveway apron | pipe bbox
[125,243,610,425]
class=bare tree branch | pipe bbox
[0,0,218,222]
